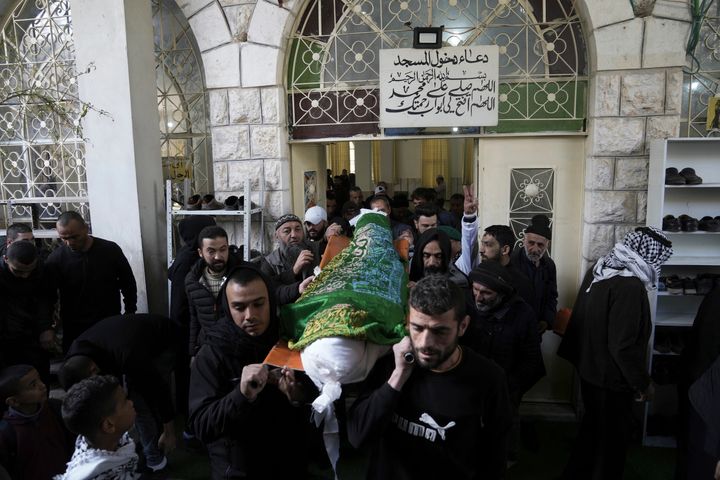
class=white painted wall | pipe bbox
[70,0,166,313]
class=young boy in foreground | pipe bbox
[55,375,140,480]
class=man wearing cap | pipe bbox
[304,205,328,255]
[465,261,545,462]
[558,227,673,479]
[259,214,319,305]
[511,215,558,333]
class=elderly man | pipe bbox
[347,275,511,479]
[259,214,318,305]
[511,215,558,332]
[558,227,673,480]
[46,211,137,352]
[465,261,545,462]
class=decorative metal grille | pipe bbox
[682,0,720,137]
[288,0,587,139]
[153,0,213,199]
[508,167,553,248]
[0,0,89,228]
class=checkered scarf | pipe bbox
[590,227,673,291]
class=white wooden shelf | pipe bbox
[664,256,720,266]
[665,183,720,189]
[662,230,720,235]
[654,312,694,327]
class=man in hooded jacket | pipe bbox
[188,263,324,479]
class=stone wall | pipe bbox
[579,0,690,270]
[177,0,692,261]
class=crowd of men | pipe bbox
[0,181,718,480]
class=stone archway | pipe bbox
[179,0,691,264]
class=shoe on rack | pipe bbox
[670,337,685,355]
[679,214,699,232]
[224,195,239,210]
[654,334,671,354]
[682,277,697,295]
[201,194,223,210]
[185,194,201,210]
[662,215,681,232]
[699,216,720,232]
[666,275,683,295]
[680,167,703,185]
[665,167,686,185]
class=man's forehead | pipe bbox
[524,232,548,243]
[280,221,302,230]
[408,306,455,325]
[418,214,437,222]
[472,281,497,294]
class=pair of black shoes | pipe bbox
[665,167,703,185]
[663,214,698,232]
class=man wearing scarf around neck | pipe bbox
[558,227,673,480]
[188,264,324,479]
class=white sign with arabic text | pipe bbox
[379,46,499,128]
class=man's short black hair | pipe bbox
[369,195,391,210]
[484,225,516,255]
[349,186,362,194]
[414,203,439,220]
[59,355,95,390]
[411,187,436,203]
[326,191,336,201]
[6,240,37,265]
[0,365,34,407]
[409,274,466,321]
[62,375,121,438]
[197,225,228,247]
[449,193,464,202]
[225,265,264,288]
[6,223,32,242]
[57,211,86,227]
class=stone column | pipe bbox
[580,0,690,271]
[69,0,166,313]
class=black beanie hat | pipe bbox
[524,214,552,240]
[468,261,515,296]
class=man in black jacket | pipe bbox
[186,225,240,358]
[168,215,216,417]
[0,241,56,383]
[188,264,322,479]
[46,211,137,352]
[347,275,511,480]
[59,313,177,473]
[558,226,673,479]
[511,215,558,333]
[259,214,318,305]
[465,261,545,461]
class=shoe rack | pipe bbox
[165,178,264,268]
[645,138,720,448]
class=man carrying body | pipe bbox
[413,204,439,236]
[259,214,318,305]
[46,211,137,352]
[558,227,673,479]
[511,215,558,332]
[347,275,511,479]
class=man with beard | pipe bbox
[408,228,451,286]
[511,215,558,332]
[304,205,328,255]
[189,264,324,479]
[46,211,137,352]
[259,214,318,305]
[347,275,511,480]
[464,261,545,462]
[186,225,240,357]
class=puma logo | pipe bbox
[419,413,456,441]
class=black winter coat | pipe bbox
[463,294,545,399]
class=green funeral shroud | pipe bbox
[281,213,408,350]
